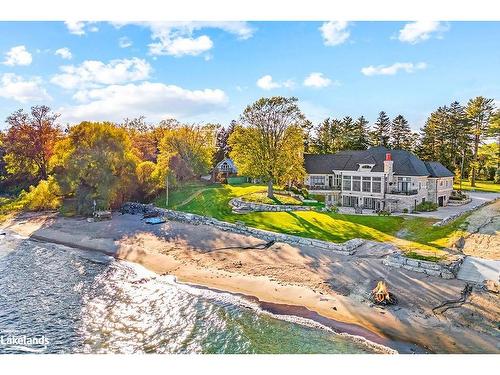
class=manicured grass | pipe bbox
[241,191,302,205]
[153,183,470,260]
[453,179,500,193]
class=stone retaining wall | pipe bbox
[121,202,363,255]
[229,198,312,212]
[433,197,499,227]
[383,253,464,279]
[447,198,472,206]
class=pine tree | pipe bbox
[466,96,495,186]
[311,118,345,154]
[390,114,413,150]
[371,111,391,147]
[351,116,370,150]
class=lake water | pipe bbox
[0,233,392,354]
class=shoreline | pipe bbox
[179,278,425,354]
[2,212,499,354]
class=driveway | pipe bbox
[408,191,499,220]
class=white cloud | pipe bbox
[303,72,333,88]
[398,21,449,44]
[3,45,32,66]
[64,21,99,36]
[150,35,213,57]
[320,21,350,46]
[112,22,254,57]
[256,75,294,90]
[119,37,133,48]
[55,47,72,60]
[361,62,427,76]
[51,58,152,89]
[65,21,86,35]
[58,81,228,123]
[0,73,51,103]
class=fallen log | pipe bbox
[432,283,472,315]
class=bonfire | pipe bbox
[370,281,397,305]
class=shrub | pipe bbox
[495,168,500,184]
[377,210,391,216]
[415,201,438,212]
[20,177,62,211]
[329,205,339,213]
[300,188,309,199]
[402,208,408,213]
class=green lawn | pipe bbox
[453,179,500,193]
[153,183,470,259]
[240,191,303,205]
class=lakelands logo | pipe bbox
[0,335,49,347]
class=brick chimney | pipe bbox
[384,152,393,175]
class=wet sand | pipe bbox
[2,211,499,354]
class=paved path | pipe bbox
[457,256,500,283]
[407,191,499,220]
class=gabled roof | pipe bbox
[304,146,447,176]
[215,158,237,172]
[424,161,454,177]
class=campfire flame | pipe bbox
[371,281,397,305]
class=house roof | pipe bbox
[215,158,237,172]
[304,146,453,177]
[424,161,455,177]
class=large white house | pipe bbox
[304,146,454,212]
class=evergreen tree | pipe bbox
[311,118,345,154]
[301,119,314,153]
[465,96,495,186]
[351,116,370,150]
[390,114,413,150]
[341,116,355,149]
[371,111,391,147]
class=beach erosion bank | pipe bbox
[1,212,499,354]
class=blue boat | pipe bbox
[144,217,166,225]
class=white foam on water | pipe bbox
[117,259,397,354]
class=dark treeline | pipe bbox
[303,96,499,184]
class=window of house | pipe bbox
[372,177,381,193]
[398,177,411,192]
[440,180,444,187]
[334,174,342,188]
[362,176,371,192]
[310,176,325,186]
[342,195,358,207]
[352,176,361,191]
[342,175,352,191]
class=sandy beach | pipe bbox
[1,211,499,354]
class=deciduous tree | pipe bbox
[50,122,139,214]
[229,96,306,198]
[3,106,62,181]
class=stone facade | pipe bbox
[306,172,445,213]
[121,202,363,255]
[427,177,454,207]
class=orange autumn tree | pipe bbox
[3,106,62,182]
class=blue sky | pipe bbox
[0,21,499,130]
